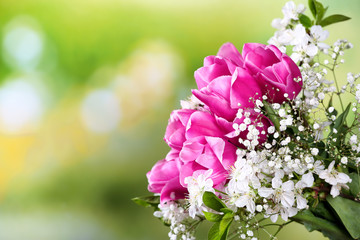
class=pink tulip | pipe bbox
[242,43,302,103]
[179,136,237,188]
[194,43,263,120]
[146,156,187,203]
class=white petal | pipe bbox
[306,44,318,57]
[258,187,273,198]
[290,52,301,63]
[282,180,294,191]
[280,208,289,221]
[281,192,295,208]
[272,18,285,29]
[301,173,314,187]
[337,173,351,184]
[247,200,256,213]
[235,195,248,208]
[317,42,330,49]
[328,161,335,170]
[330,185,341,197]
[270,213,278,223]
[287,207,299,217]
[296,196,308,209]
[272,177,282,189]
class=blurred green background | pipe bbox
[0,0,359,239]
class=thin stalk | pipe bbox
[332,70,345,113]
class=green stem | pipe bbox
[273,221,293,237]
[332,66,345,113]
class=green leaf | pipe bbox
[291,210,351,240]
[329,103,351,145]
[203,191,227,212]
[219,213,233,240]
[204,211,223,222]
[299,14,313,28]
[220,208,233,214]
[310,201,336,222]
[314,1,326,24]
[327,196,360,239]
[348,173,360,197]
[132,195,160,208]
[208,222,220,240]
[308,0,317,18]
[263,101,280,131]
[320,14,351,27]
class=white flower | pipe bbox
[341,157,348,165]
[280,24,308,46]
[185,170,214,218]
[282,1,305,21]
[310,25,330,49]
[311,148,319,156]
[319,161,352,197]
[268,126,275,134]
[318,92,325,100]
[350,135,358,145]
[266,205,298,222]
[259,178,295,208]
[271,18,288,30]
[293,173,314,210]
[291,43,318,62]
[234,190,256,213]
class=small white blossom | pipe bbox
[319,161,352,197]
[311,148,319,156]
[185,170,214,218]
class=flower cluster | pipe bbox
[135,1,360,239]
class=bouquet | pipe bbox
[134,1,360,239]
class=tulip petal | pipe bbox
[194,57,231,89]
[180,139,205,162]
[217,42,244,66]
[160,176,188,203]
[230,67,262,109]
[185,111,225,139]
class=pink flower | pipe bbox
[193,44,263,120]
[164,109,196,150]
[194,43,244,90]
[179,136,237,189]
[147,154,187,204]
[242,43,302,103]
[164,109,233,150]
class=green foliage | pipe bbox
[207,213,233,240]
[307,0,350,28]
[329,103,351,146]
[348,173,360,197]
[262,101,280,131]
[291,209,351,240]
[310,201,336,222]
[314,1,327,24]
[320,14,351,27]
[299,14,313,28]
[203,192,234,240]
[132,195,160,209]
[204,212,223,222]
[219,213,233,239]
[308,0,317,18]
[208,222,221,240]
[327,196,360,239]
[202,192,227,212]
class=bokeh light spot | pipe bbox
[81,89,121,134]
